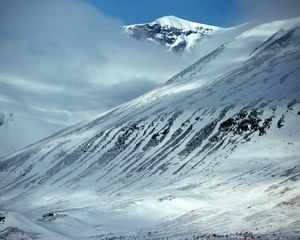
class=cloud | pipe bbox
[0,0,191,115]
[235,0,300,24]
[0,0,199,156]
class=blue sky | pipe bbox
[85,0,241,27]
[85,0,300,27]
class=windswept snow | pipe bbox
[1,17,300,239]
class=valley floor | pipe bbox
[1,227,300,240]
[0,206,299,240]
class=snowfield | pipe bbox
[1,16,300,239]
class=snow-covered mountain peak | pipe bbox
[153,15,220,31]
[124,15,221,52]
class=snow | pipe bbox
[1,16,300,239]
[124,16,222,53]
[153,15,220,31]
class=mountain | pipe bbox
[1,17,300,239]
[124,16,221,52]
[0,15,253,158]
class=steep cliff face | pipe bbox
[0,17,300,239]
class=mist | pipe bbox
[0,0,195,156]
[0,0,191,114]
[235,0,300,24]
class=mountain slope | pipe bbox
[124,16,221,52]
[1,17,300,239]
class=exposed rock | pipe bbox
[39,212,66,222]
[0,214,5,223]
[0,113,4,126]
[277,115,285,128]
[0,227,40,239]
[219,109,272,136]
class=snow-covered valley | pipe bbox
[0,15,300,239]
